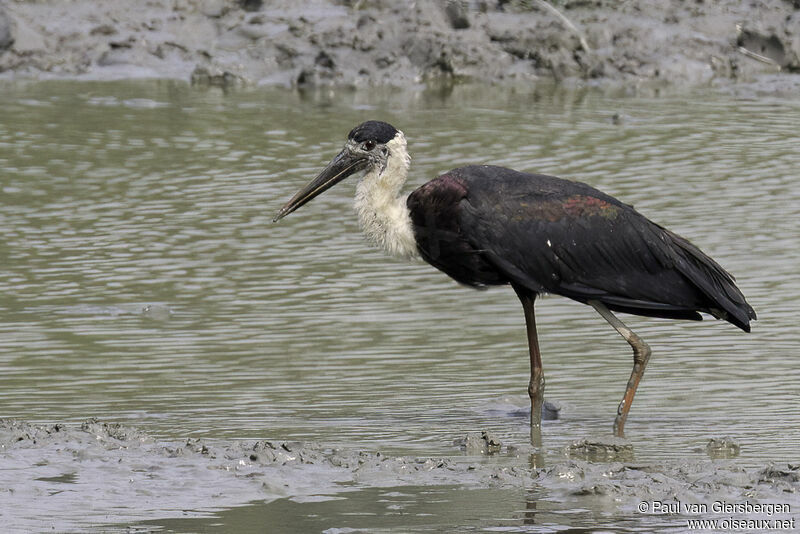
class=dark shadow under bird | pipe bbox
[274,120,756,440]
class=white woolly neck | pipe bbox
[353,131,419,260]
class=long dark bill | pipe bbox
[273,149,368,222]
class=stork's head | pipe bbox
[274,120,404,222]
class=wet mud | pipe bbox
[2,419,798,531]
[1,0,799,88]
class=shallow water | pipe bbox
[1,80,799,531]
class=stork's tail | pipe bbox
[667,230,756,332]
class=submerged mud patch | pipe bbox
[1,419,798,531]
[564,436,635,462]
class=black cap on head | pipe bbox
[348,121,398,144]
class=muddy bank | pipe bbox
[1,0,799,88]
[1,419,798,531]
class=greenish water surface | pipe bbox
[1,79,798,532]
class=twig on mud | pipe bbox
[532,0,591,53]
[735,23,781,70]
[737,46,781,69]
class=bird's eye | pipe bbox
[362,140,376,151]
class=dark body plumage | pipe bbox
[407,165,756,332]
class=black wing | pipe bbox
[411,165,755,331]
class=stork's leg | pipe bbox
[589,300,652,437]
[514,286,544,443]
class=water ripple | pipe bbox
[0,81,797,463]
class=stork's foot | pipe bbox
[613,398,630,437]
[528,372,545,447]
[612,342,651,437]
[613,413,626,438]
[526,399,559,447]
[529,424,543,449]
[528,373,545,429]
